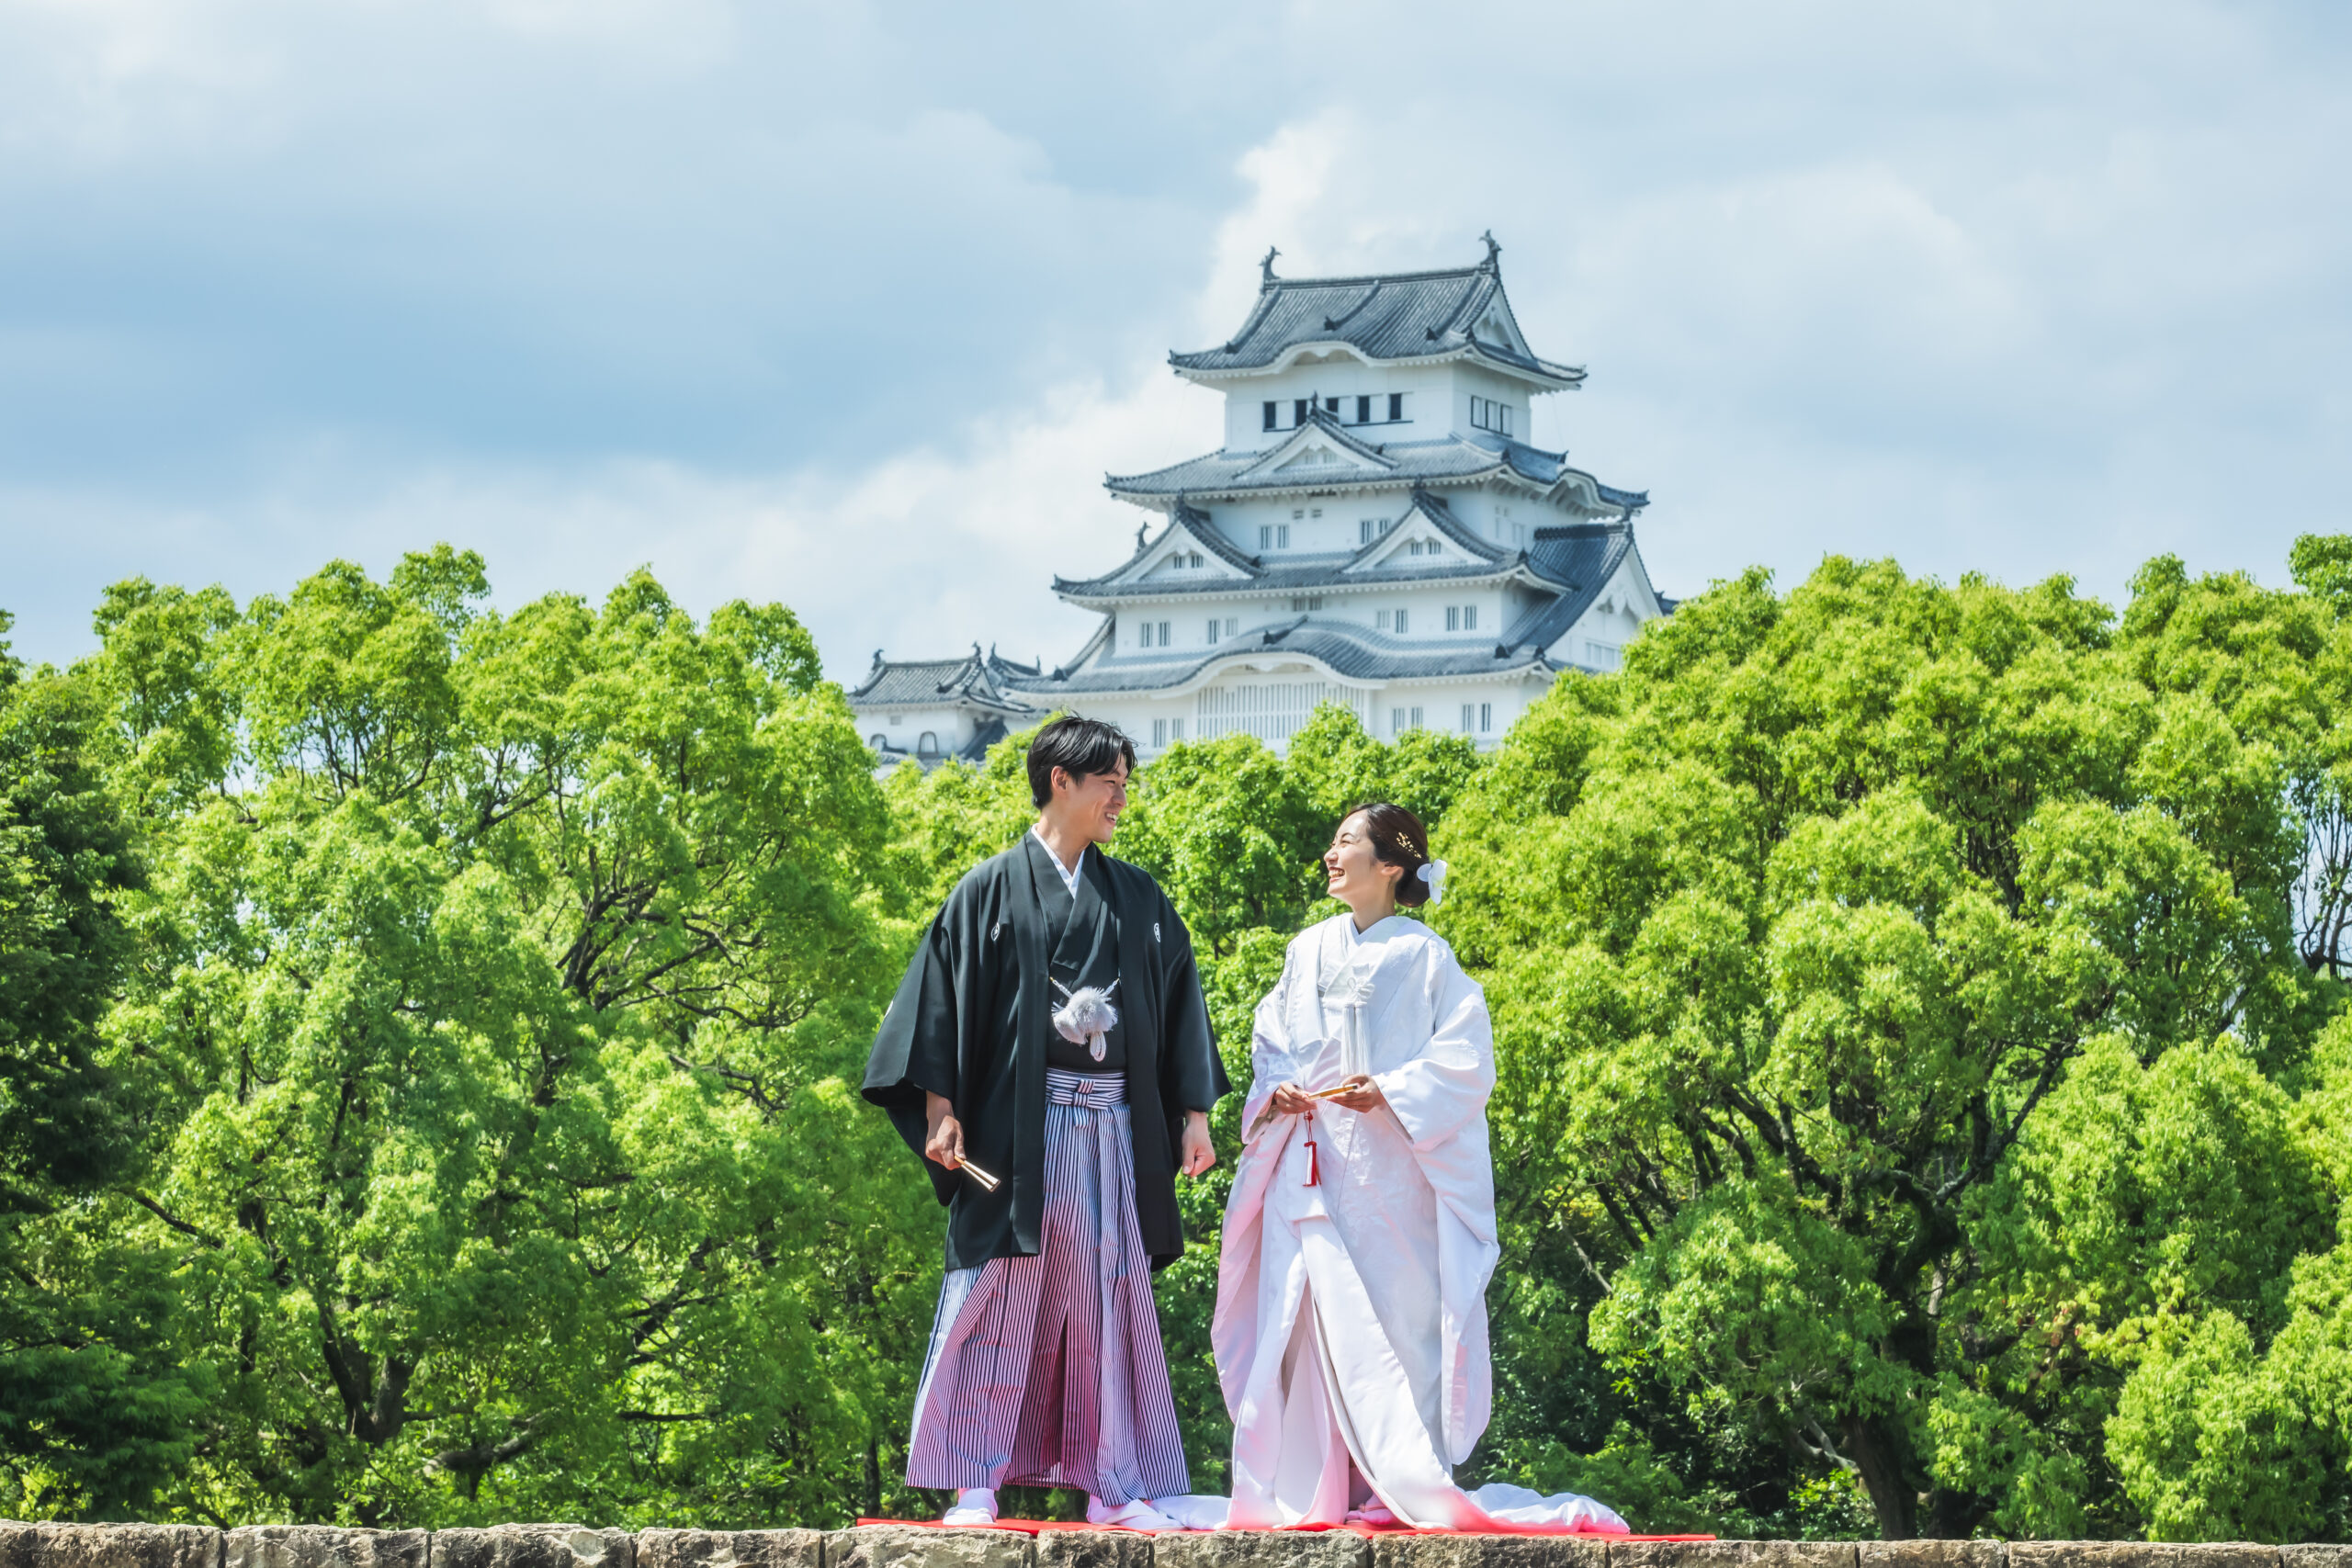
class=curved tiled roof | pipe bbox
[996,619,1559,697]
[1170,259,1584,388]
[1105,423,1647,513]
[846,647,1042,716]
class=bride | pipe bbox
[1204,804,1623,1533]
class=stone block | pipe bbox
[1373,1535,1609,1568]
[1859,1543,2001,1568]
[822,1527,1030,1568]
[635,1535,820,1568]
[1612,1549,1850,1568]
[2013,1549,2277,1568]
[24,1526,222,1568]
[1152,1531,1370,1568]
[2282,1551,2352,1568]
[1029,1533,1151,1568]
[227,1528,428,1568]
[430,1527,631,1568]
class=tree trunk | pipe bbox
[1839,1410,1918,1540]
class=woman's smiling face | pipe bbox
[1324,811,1401,907]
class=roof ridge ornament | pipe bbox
[1481,230,1501,270]
[1261,245,1280,286]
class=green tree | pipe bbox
[80,558,933,1527]
[0,611,209,1516]
[1439,557,2346,1539]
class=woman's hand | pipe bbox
[1268,1081,1316,1117]
[922,1090,965,1169]
[1326,1074,1386,1113]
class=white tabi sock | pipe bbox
[941,1488,998,1526]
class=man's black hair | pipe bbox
[1027,716,1137,808]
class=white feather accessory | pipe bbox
[1050,979,1122,1062]
[1418,859,1449,907]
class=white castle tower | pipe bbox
[849,236,1669,766]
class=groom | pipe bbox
[864,715,1227,1529]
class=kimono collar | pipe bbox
[1319,912,1405,1002]
[1027,825,1086,899]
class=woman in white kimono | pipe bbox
[1204,805,1624,1534]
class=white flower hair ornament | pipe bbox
[1418,859,1449,908]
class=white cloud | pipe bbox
[3,0,2349,671]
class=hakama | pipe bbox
[907,1068,1189,1505]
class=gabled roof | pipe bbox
[845,645,1043,716]
[1346,487,1510,569]
[1499,524,1643,656]
[1105,427,1647,518]
[1170,243,1585,389]
[1051,501,1264,598]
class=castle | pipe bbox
[849,237,1667,767]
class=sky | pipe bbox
[1,0,2347,679]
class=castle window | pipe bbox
[1324,396,1340,413]
[1225,617,1238,637]
[1480,703,1493,732]
[1469,397,1512,435]
[1310,506,1322,518]
[1205,618,1220,644]
[869,733,888,751]
[1158,620,1171,646]
[1391,707,1405,735]
[1464,604,1478,630]
[1295,399,1309,426]
[1461,704,1475,734]
[1293,508,1305,519]
[1153,718,1169,748]
[1262,400,1279,432]
[1446,606,1460,631]
[1388,392,1405,422]
[888,714,902,726]
[1376,610,1391,631]
[1289,594,1325,613]
[1585,640,1622,671]
[1279,525,1291,547]
[918,731,939,757]
[1259,525,1272,549]
[1355,395,1372,423]
[1395,608,1409,634]
[1137,622,1153,649]
[1171,718,1185,739]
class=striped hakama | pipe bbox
[906,1068,1189,1505]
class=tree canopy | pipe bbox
[5,547,2352,1540]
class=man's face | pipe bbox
[1055,758,1130,844]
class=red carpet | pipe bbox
[854,1520,1712,1540]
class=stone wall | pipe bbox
[2,1523,2348,1568]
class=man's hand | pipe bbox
[1268,1081,1316,1117]
[923,1090,966,1169]
[1179,1109,1216,1177]
[1326,1074,1387,1114]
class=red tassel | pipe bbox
[1304,1117,1320,1187]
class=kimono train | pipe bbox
[1176,913,1625,1534]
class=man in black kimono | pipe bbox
[864,716,1227,1529]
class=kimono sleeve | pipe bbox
[1373,942,1496,1153]
[1157,900,1227,1115]
[860,899,967,1205]
[1240,940,1306,1142]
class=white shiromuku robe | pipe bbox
[1201,913,1626,1535]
